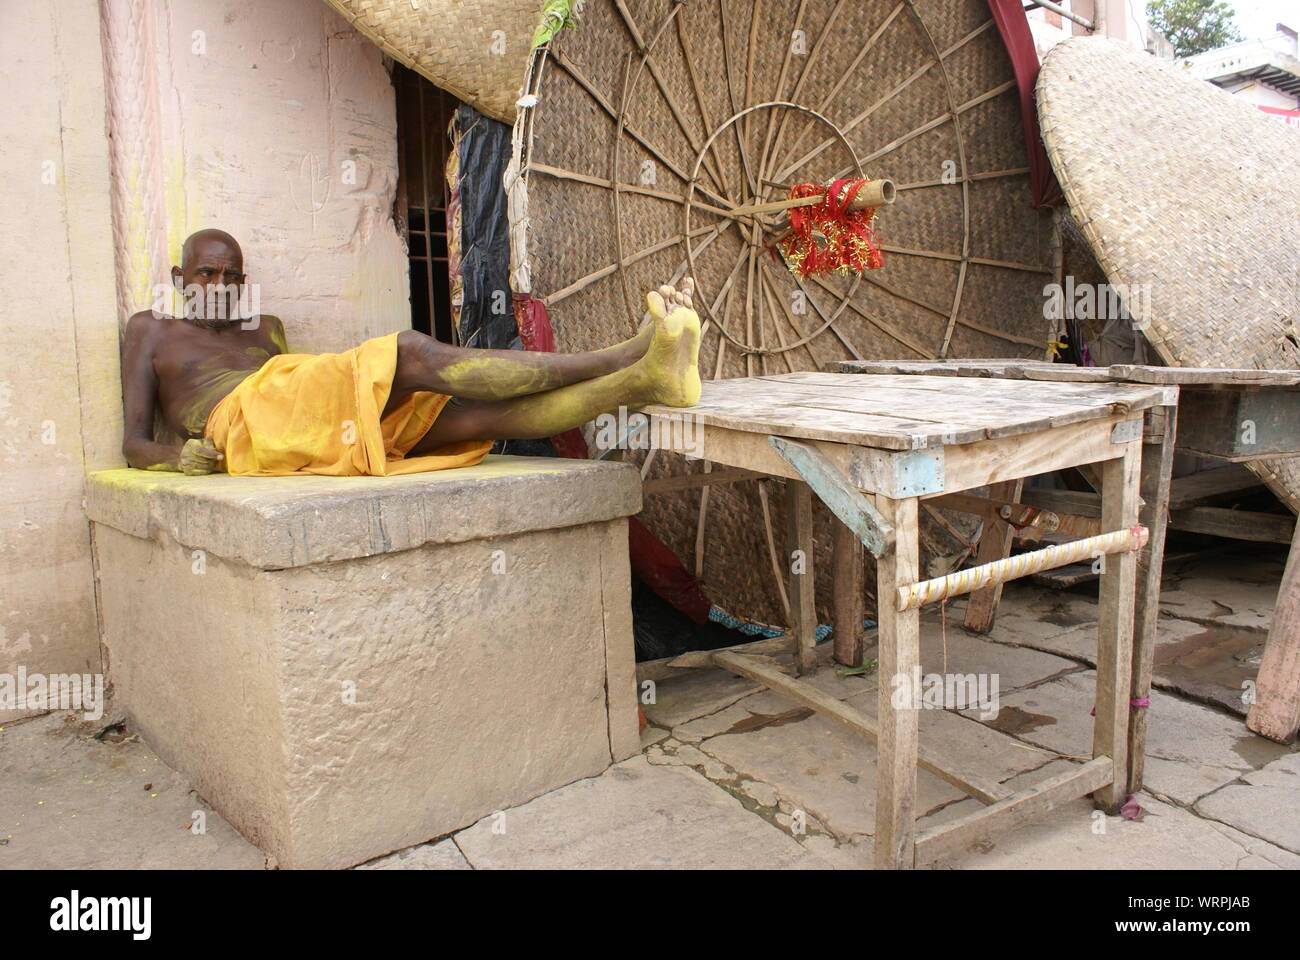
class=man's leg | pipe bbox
[385,282,696,415]
[409,297,700,453]
[386,323,655,416]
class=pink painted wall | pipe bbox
[1,0,412,717]
[0,0,117,720]
[151,0,411,353]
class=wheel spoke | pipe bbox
[718,0,759,199]
[613,0,731,199]
[759,268,814,371]
[549,48,733,213]
[755,0,809,194]
[675,8,735,201]
[762,0,852,195]
[772,17,994,185]
[771,1,907,183]
[547,220,736,307]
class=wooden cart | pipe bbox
[644,371,1167,868]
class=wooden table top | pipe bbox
[642,372,1168,452]
[827,359,1300,389]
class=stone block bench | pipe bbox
[85,456,642,868]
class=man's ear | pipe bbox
[171,265,183,288]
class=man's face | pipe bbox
[172,239,246,326]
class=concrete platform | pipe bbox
[81,458,643,869]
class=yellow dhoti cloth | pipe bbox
[203,332,492,477]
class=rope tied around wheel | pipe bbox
[775,178,892,279]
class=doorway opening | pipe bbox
[393,63,463,344]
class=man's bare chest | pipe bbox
[155,322,280,382]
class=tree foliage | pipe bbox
[1147,0,1244,57]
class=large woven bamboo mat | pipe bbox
[515,0,1056,624]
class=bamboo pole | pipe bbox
[727,179,896,219]
[757,479,793,621]
[1036,0,1095,31]
[898,526,1149,611]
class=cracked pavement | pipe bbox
[2,543,1295,870]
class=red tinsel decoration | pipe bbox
[778,178,885,278]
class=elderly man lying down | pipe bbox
[121,229,701,476]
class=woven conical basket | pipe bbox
[323,0,550,124]
[1038,37,1300,513]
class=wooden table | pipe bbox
[643,371,1167,868]
[828,359,1300,754]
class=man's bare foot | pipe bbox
[638,280,701,407]
[610,277,696,369]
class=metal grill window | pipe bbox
[393,64,461,344]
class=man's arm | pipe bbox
[120,312,217,473]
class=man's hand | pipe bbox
[179,438,223,476]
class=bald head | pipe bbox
[181,228,242,271]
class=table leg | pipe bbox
[964,479,1024,634]
[1128,403,1177,792]
[785,479,817,676]
[832,518,865,666]
[874,495,920,869]
[1247,519,1300,743]
[1092,444,1141,812]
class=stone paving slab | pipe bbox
[848,690,1058,782]
[642,669,763,728]
[1151,621,1263,716]
[450,756,827,869]
[972,582,1100,638]
[960,672,1291,805]
[989,620,1098,662]
[863,620,1082,693]
[725,625,1076,727]
[672,703,755,743]
[1140,756,1258,809]
[1193,753,1300,855]
[696,695,1056,840]
[1157,547,1286,633]
[988,613,1260,718]
[699,711,964,837]
[355,839,471,870]
[931,792,1300,870]
[644,738,734,782]
[991,614,1198,667]
[801,833,874,869]
[640,725,672,749]
[0,713,263,870]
